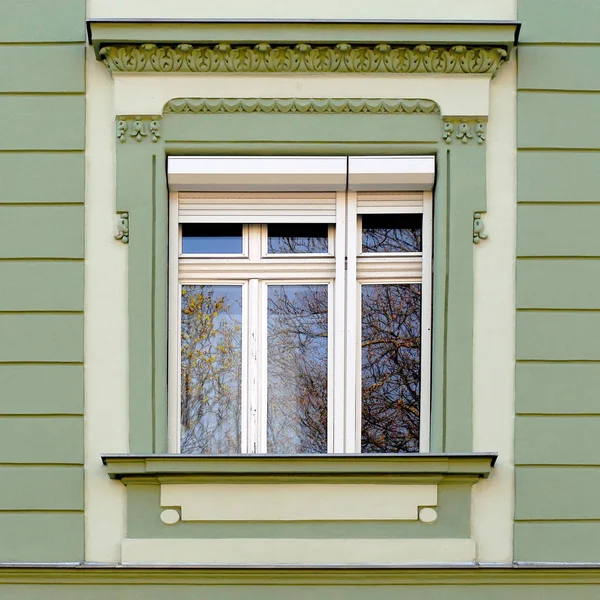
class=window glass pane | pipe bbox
[362,214,422,253]
[361,284,421,453]
[267,224,329,254]
[180,284,243,454]
[182,223,243,254]
[267,284,328,453]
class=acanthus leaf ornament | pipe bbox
[473,212,488,244]
[100,43,508,75]
[115,212,129,244]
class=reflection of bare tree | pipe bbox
[180,285,242,454]
[362,215,422,253]
[268,224,329,254]
[267,285,328,453]
[361,284,421,453]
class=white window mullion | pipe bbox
[168,192,182,453]
[419,191,433,452]
[344,190,359,453]
[332,190,346,453]
[247,278,260,453]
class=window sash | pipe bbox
[169,186,432,454]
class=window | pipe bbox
[168,157,433,455]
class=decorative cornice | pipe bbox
[116,116,161,143]
[442,118,487,145]
[100,43,507,75]
[473,212,488,244]
[115,212,129,244]
[164,97,441,115]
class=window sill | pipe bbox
[102,452,496,483]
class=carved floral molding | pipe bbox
[164,97,441,115]
[100,43,508,75]
[116,116,161,143]
[442,118,487,145]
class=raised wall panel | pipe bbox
[515,522,600,563]
[0,314,83,363]
[0,513,83,562]
[0,153,85,205]
[519,0,600,43]
[0,417,83,464]
[0,466,83,510]
[515,416,600,466]
[517,205,600,258]
[0,262,83,312]
[517,93,600,150]
[0,96,85,151]
[517,152,600,203]
[517,260,600,309]
[0,46,85,93]
[516,363,600,415]
[516,467,600,520]
[517,312,600,361]
[0,206,84,259]
[0,365,83,414]
[0,0,85,43]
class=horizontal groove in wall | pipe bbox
[517,308,600,313]
[0,150,84,155]
[0,92,85,97]
[517,148,600,153]
[516,413,600,418]
[0,258,83,263]
[0,362,83,366]
[515,519,600,523]
[0,203,84,208]
[516,359,600,364]
[517,202,600,207]
[0,311,84,316]
[0,42,85,47]
[0,509,83,515]
[517,89,600,95]
[519,42,600,47]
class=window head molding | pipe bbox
[88,20,518,76]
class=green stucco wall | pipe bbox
[0,0,85,562]
[515,0,600,562]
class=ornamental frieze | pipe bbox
[164,97,441,115]
[100,43,507,75]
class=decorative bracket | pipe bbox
[116,116,161,143]
[115,212,129,244]
[473,212,488,244]
[442,119,486,145]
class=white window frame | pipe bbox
[168,157,433,455]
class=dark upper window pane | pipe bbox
[362,214,422,253]
[182,223,243,254]
[267,223,329,254]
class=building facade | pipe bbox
[0,0,599,596]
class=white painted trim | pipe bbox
[161,483,437,521]
[348,156,435,191]
[168,156,348,192]
[419,190,433,452]
[121,537,476,565]
[112,74,491,117]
